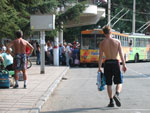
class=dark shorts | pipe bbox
[14,54,27,70]
[104,59,123,85]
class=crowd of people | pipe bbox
[35,40,81,66]
[58,41,80,66]
[0,39,81,68]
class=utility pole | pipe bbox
[132,0,136,33]
[108,0,111,26]
[40,31,45,74]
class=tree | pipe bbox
[0,0,86,40]
[0,0,19,38]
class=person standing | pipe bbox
[8,30,34,88]
[36,44,40,65]
[65,43,71,66]
[98,26,127,107]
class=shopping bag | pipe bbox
[0,71,10,88]
[74,58,80,65]
[96,71,106,91]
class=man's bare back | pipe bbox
[12,38,28,54]
[99,25,126,73]
[100,38,120,60]
[9,38,33,56]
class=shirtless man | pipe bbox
[98,26,127,107]
[8,30,34,88]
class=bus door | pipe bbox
[128,38,135,60]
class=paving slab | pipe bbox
[0,64,69,113]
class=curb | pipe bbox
[29,67,69,113]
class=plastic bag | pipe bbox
[96,72,106,91]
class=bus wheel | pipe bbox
[134,54,139,63]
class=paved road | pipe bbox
[40,62,150,113]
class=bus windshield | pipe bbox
[81,34,105,49]
[81,34,95,49]
[96,34,105,48]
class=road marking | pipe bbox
[120,108,150,111]
[127,68,149,77]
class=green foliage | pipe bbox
[0,0,19,38]
[109,0,150,33]
[56,2,86,29]
[0,0,85,39]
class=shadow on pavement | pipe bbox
[40,107,118,113]
[124,74,150,79]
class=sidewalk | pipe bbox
[0,64,69,113]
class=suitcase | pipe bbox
[0,71,10,88]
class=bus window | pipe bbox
[118,35,120,40]
[126,37,129,46]
[140,38,145,47]
[123,36,125,46]
[112,34,115,38]
[135,38,140,47]
[82,37,89,49]
[129,39,133,47]
[120,36,124,46]
[148,39,150,45]
[89,37,95,49]
[124,37,126,46]
[145,39,149,46]
[81,34,95,49]
[96,34,105,48]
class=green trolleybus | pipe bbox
[128,34,150,62]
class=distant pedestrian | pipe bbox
[36,44,40,65]
[65,43,71,66]
[98,26,127,107]
[8,30,34,88]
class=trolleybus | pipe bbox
[80,29,150,65]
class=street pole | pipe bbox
[53,32,59,66]
[40,31,45,74]
[108,0,111,26]
[59,22,63,44]
[59,6,63,45]
[132,0,136,33]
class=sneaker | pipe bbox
[113,94,121,107]
[107,102,115,107]
[13,84,19,88]
[24,85,27,89]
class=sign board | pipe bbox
[30,15,55,31]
